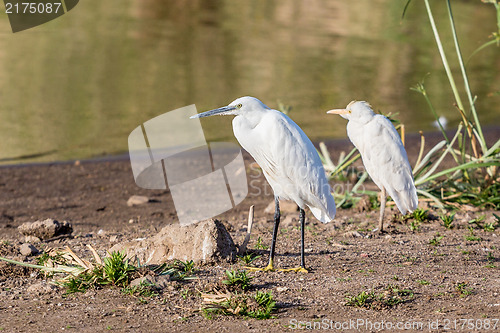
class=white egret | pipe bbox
[192,96,336,272]
[327,101,418,232]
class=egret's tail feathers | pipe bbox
[391,187,418,215]
[308,194,336,223]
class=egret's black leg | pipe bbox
[300,208,306,269]
[378,187,387,233]
[266,197,280,270]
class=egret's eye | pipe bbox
[236,103,243,109]
[348,110,352,113]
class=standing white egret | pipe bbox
[327,101,418,232]
[191,96,336,272]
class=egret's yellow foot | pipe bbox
[245,262,275,272]
[278,267,309,273]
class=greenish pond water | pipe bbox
[0,0,499,164]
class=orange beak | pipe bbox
[326,109,350,115]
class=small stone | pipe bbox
[281,214,299,228]
[20,243,38,256]
[360,253,369,258]
[127,195,149,207]
[109,235,119,243]
[276,286,288,292]
[27,281,58,295]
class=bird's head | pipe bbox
[190,96,269,119]
[326,101,375,122]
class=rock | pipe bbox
[19,243,38,256]
[127,195,150,207]
[264,200,298,214]
[27,281,58,296]
[110,219,236,265]
[281,214,300,228]
[18,219,72,240]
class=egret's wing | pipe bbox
[267,112,336,222]
[358,115,418,214]
[235,110,335,222]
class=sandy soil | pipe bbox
[0,136,499,333]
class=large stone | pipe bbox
[264,200,298,214]
[109,219,236,265]
[18,219,72,240]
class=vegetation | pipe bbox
[318,0,499,211]
[202,290,276,320]
[222,269,253,291]
[345,285,414,309]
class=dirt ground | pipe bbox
[0,135,499,333]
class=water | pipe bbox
[0,0,499,164]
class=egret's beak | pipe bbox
[190,106,237,119]
[326,109,350,115]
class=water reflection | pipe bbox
[0,0,498,164]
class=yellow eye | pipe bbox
[348,110,352,113]
[236,103,243,109]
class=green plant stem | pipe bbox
[445,0,487,154]
[423,0,465,118]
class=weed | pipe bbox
[464,227,482,242]
[122,281,158,298]
[255,237,268,250]
[455,282,473,297]
[440,213,455,229]
[222,269,252,291]
[202,291,276,320]
[412,209,429,222]
[392,275,399,281]
[237,253,262,265]
[157,260,197,281]
[345,285,413,309]
[408,220,420,232]
[429,233,444,246]
[468,215,486,229]
[417,279,430,285]
[485,252,496,268]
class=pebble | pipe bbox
[127,195,149,207]
[19,243,38,256]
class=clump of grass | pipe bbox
[464,227,482,242]
[222,269,252,291]
[157,260,197,281]
[102,251,135,287]
[429,233,444,246]
[202,290,276,320]
[440,213,455,229]
[455,282,473,297]
[237,253,262,265]
[122,281,158,298]
[417,279,430,285]
[412,208,429,223]
[345,285,414,309]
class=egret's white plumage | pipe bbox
[327,101,417,231]
[192,96,336,271]
[230,97,336,223]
